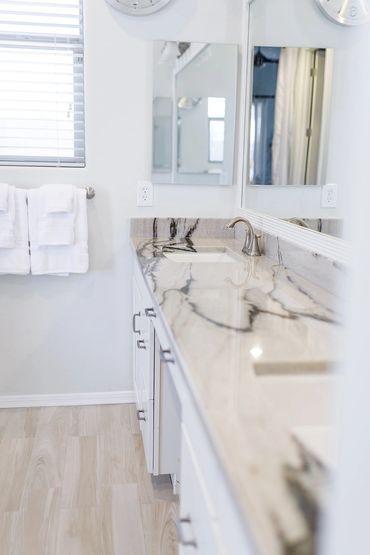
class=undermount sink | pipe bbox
[163,247,242,263]
[254,360,336,464]
[254,359,333,376]
[254,360,335,429]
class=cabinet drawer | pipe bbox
[133,276,154,401]
[137,397,154,474]
[179,425,223,555]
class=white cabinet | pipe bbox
[178,425,224,554]
[132,275,155,472]
[153,336,182,482]
[132,262,181,479]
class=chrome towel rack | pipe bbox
[85,186,95,200]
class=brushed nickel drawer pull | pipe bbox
[160,348,175,364]
[136,409,146,422]
[176,517,197,548]
[132,312,141,335]
[145,307,156,318]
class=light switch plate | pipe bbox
[321,183,338,208]
[137,180,153,207]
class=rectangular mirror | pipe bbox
[152,41,238,186]
[249,46,334,187]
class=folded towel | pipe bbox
[28,188,88,276]
[0,189,30,275]
[0,183,9,212]
[36,185,76,246]
[38,212,75,246]
[41,184,75,214]
[0,185,16,248]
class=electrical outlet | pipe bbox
[321,183,338,208]
[137,180,153,207]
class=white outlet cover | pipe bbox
[137,180,153,207]
[321,183,338,208]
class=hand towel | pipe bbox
[28,188,88,276]
[0,185,16,248]
[0,183,9,212]
[37,185,76,246]
[41,184,75,213]
[38,212,75,246]
[0,189,30,275]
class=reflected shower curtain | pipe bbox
[272,48,313,185]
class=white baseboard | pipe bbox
[0,390,136,409]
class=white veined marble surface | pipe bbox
[132,225,343,555]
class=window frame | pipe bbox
[0,0,86,168]
[208,117,225,164]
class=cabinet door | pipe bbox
[179,426,223,555]
[133,276,155,473]
[132,277,145,408]
[138,396,154,474]
[153,337,182,480]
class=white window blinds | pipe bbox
[0,0,85,167]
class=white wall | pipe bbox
[242,0,365,220]
[319,21,370,555]
[0,0,242,396]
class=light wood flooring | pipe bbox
[0,404,178,555]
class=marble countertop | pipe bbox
[132,231,342,555]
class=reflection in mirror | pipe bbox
[285,217,344,238]
[249,47,333,186]
[152,41,238,186]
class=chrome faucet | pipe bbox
[286,217,309,228]
[226,217,262,257]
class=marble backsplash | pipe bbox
[261,234,345,295]
[130,217,234,240]
[130,218,345,295]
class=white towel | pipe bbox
[0,185,16,248]
[0,183,9,212]
[41,184,75,213]
[0,189,30,275]
[37,185,76,246]
[38,212,75,246]
[28,188,88,276]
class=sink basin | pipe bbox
[163,247,242,263]
[254,360,333,376]
[255,359,336,430]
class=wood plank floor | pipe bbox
[0,404,178,555]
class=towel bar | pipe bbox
[85,186,95,200]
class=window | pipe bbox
[0,0,85,167]
[208,97,225,163]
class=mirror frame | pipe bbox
[236,3,349,265]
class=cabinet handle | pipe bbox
[132,312,141,335]
[137,340,146,350]
[160,348,175,364]
[145,307,156,318]
[136,409,146,422]
[176,517,197,548]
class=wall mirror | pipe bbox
[238,0,357,253]
[249,46,333,187]
[152,41,238,186]
[242,44,345,240]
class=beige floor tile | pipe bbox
[0,405,178,555]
